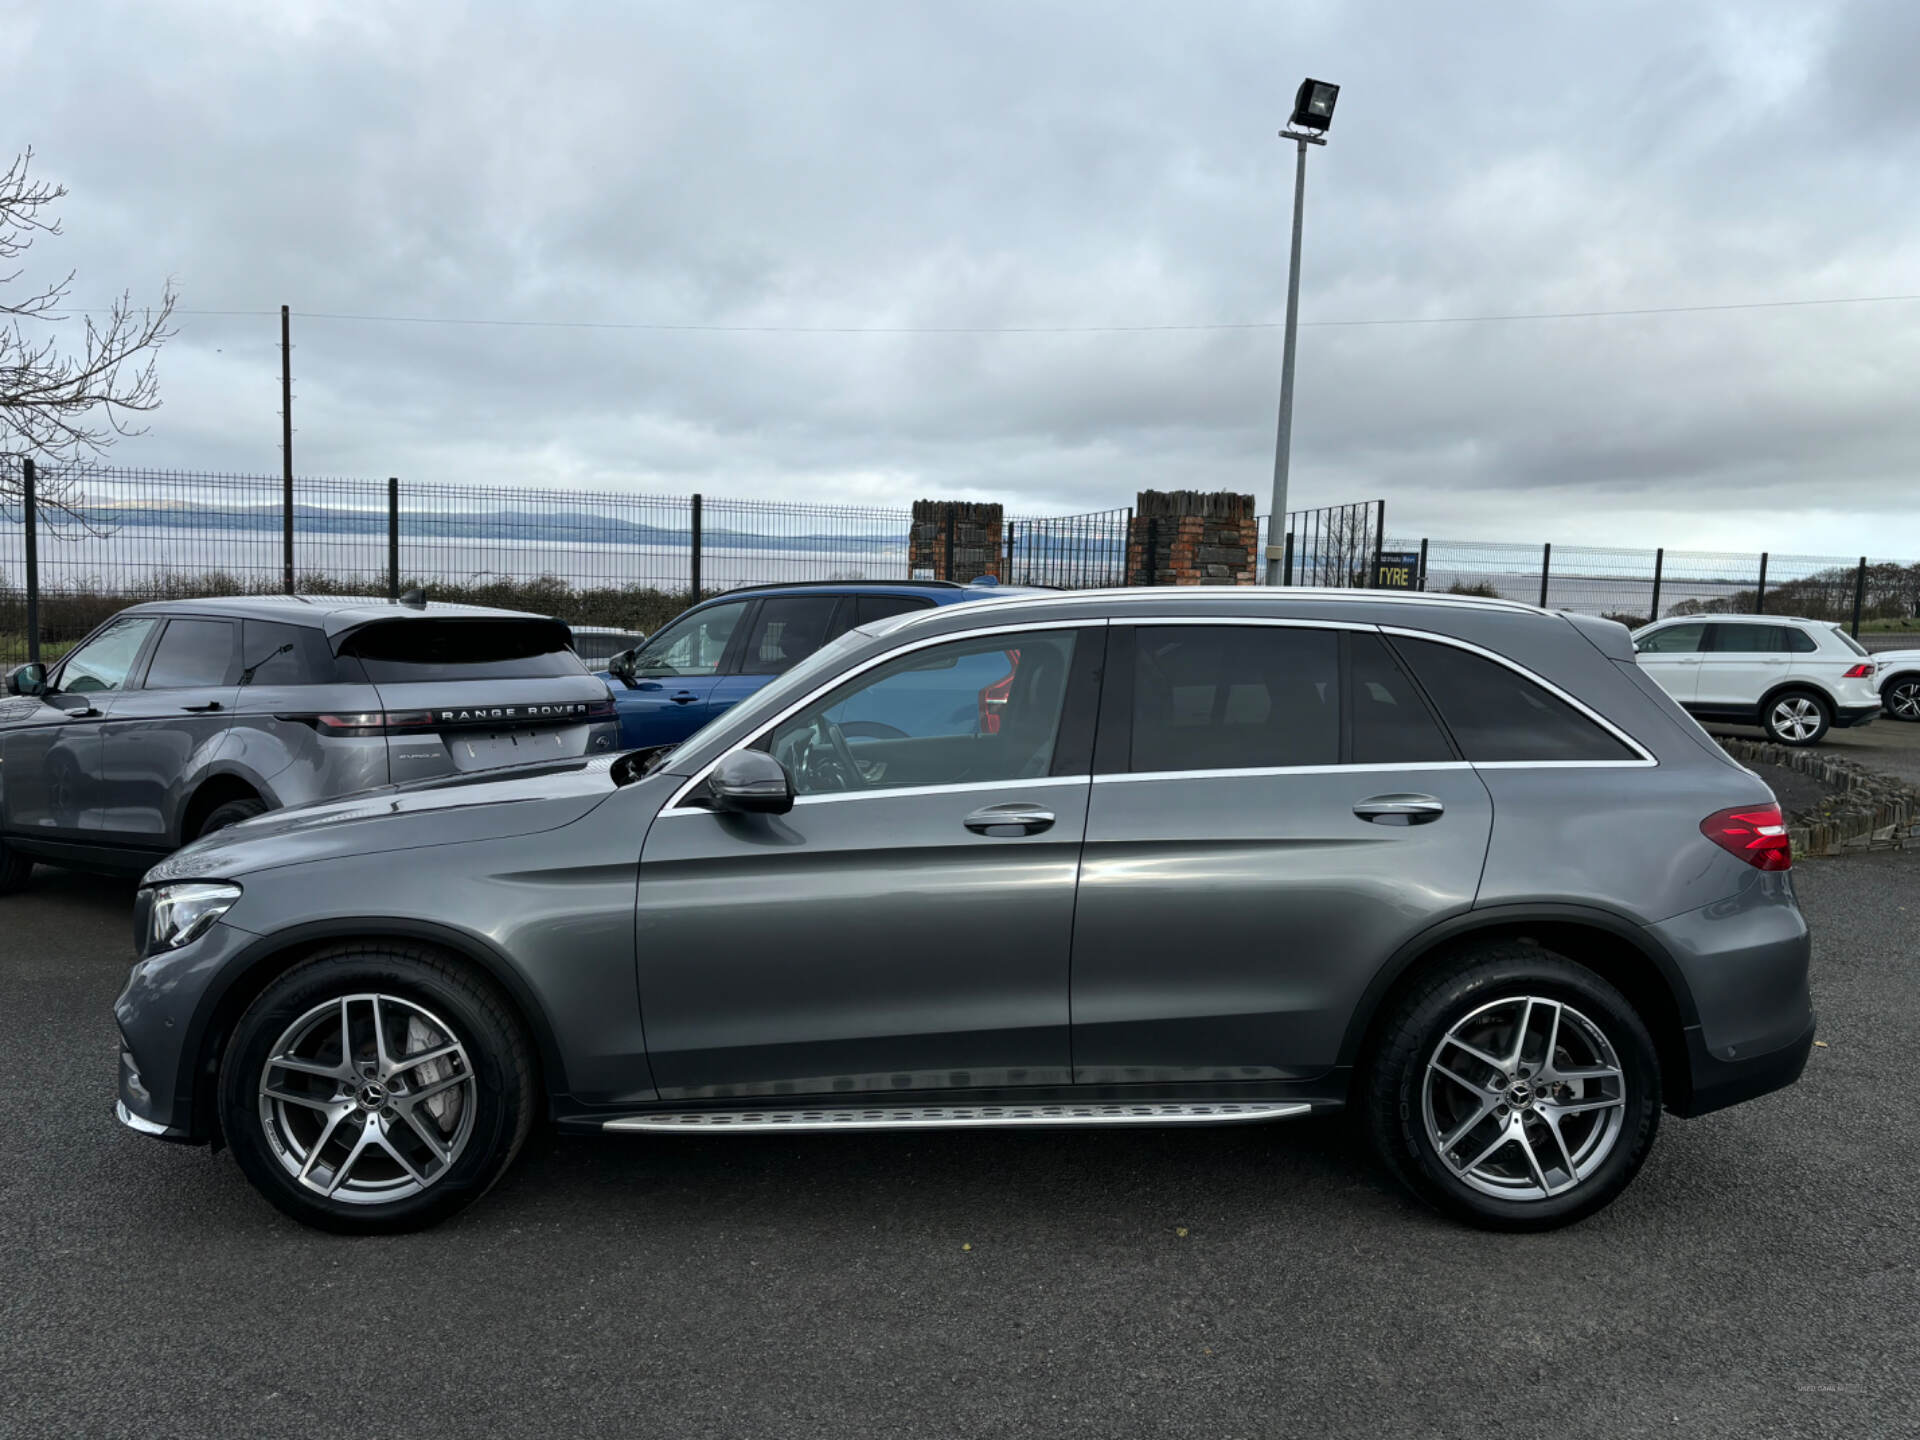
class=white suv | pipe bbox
[1870,647,1920,722]
[1631,615,1881,746]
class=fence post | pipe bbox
[942,503,955,583]
[1371,500,1387,589]
[1755,552,1768,614]
[689,493,703,600]
[386,477,400,602]
[1145,517,1159,587]
[1851,556,1867,638]
[21,457,39,664]
[1539,543,1552,608]
[1007,519,1017,584]
[1650,547,1664,622]
[1282,529,1295,586]
[1417,537,1429,591]
[1121,506,1133,587]
[281,303,295,595]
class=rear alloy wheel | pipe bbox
[1762,691,1830,747]
[220,946,536,1233]
[1884,675,1920,722]
[196,796,268,840]
[1365,945,1660,1231]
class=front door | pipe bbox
[1070,623,1494,1083]
[1632,621,1706,704]
[95,616,240,843]
[610,598,752,748]
[635,624,1098,1100]
[2,616,162,841]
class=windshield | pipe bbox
[641,626,874,774]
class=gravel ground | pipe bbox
[1,859,1916,1440]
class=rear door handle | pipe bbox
[669,691,701,706]
[1353,793,1445,826]
[181,701,222,713]
[964,802,1055,836]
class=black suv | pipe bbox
[0,596,617,889]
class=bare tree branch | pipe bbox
[1,147,177,520]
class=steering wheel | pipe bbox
[776,715,866,793]
[814,716,865,792]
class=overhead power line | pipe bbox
[67,291,1920,335]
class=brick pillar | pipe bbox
[909,500,1004,582]
[1127,491,1257,586]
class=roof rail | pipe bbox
[706,579,970,596]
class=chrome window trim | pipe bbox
[662,618,1098,812]
[657,774,1083,817]
[1094,761,1475,784]
[1377,624,1657,766]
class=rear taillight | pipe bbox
[1700,803,1792,871]
[314,711,433,736]
[977,650,1021,735]
[585,698,617,720]
[1843,663,1874,679]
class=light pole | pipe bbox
[1264,77,1339,585]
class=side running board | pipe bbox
[602,1100,1314,1134]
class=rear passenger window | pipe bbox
[1130,627,1338,773]
[1710,624,1784,653]
[143,620,237,688]
[1392,637,1636,763]
[241,621,333,686]
[1348,633,1454,764]
[740,596,840,676]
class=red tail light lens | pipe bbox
[1843,663,1874,679]
[1700,804,1792,871]
[977,649,1020,735]
[585,698,617,720]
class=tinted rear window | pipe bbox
[1129,626,1339,772]
[1392,636,1636,763]
[341,619,587,682]
[143,619,237,688]
[1348,632,1454,764]
[240,620,336,686]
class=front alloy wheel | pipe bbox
[1885,677,1920,722]
[220,946,536,1233]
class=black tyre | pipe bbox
[0,838,31,895]
[1882,672,1920,723]
[1364,943,1661,1232]
[196,795,269,840]
[1760,689,1830,747]
[219,944,538,1234]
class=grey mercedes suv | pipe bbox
[113,587,1814,1234]
[1,595,618,890]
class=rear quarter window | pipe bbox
[339,619,587,682]
[1391,635,1637,763]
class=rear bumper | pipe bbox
[1673,1013,1816,1118]
[1831,704,1879,730]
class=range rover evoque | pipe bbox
[0,595,618,890]
[113,587,1814,1233]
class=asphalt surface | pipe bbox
[3,861,1917,1440]
[1708,710,1920,788]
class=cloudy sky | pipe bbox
[7,0,1919,555]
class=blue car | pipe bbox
[599,580,1016,751]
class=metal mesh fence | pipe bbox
[1006,508,1132,588]
[1256,501,1386,587]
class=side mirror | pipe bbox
[6,662,48,698]
[607,648,639,686]
[709,750,794,815]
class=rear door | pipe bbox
[1069,622,1494,1083]
[1697,622,1787,712]
[226,620,390,801]
[1632,621,1706,704]
[340,617,616,780]
[94,616,241,842]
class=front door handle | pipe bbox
[181,701,222,713]
[669,691,701,706]
[1353,793,1445,826]
[964,802,1055,836]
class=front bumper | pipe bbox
[114,917,255,1143]
[1831,703,1880,730]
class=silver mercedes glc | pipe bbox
[112,587,1814,1233]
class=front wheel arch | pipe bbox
[184,921,566,1147]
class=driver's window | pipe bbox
[766,630,1076,796]
[57,616,160,694]
[637,601,747,677]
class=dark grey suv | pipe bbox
[1,596,617,889]
[113,588,1814,1233]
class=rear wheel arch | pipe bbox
[180,773,273,844]
[1755,681,1834,720]
[1342,911,1695,1110]
[183,920,567,1145]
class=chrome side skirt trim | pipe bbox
[602,1100,1314,1134]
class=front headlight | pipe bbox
[145,882,242,953]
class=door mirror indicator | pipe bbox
[6,662,48,698]
[709,750,795,815]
